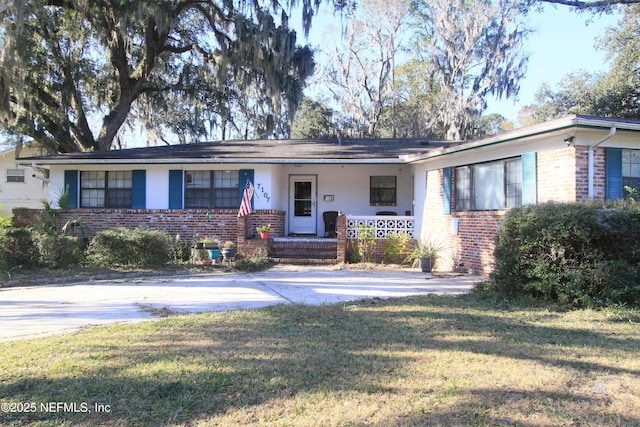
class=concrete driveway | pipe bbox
[0,265,481,341]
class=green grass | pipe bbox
[1,294,639,426]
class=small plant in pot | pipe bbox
[256,224,271,240]
[405,237,443,273]
[202,238,219,250]
[221,240,236,261]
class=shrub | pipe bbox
[86,228,171,267]
[168,235,190,263]
[383,231,411,264]
[0,205,12,229]
[34,233,85,268]
[234,256,271,272]
[0,228,40,271]
[486,201,640,307]
[356,223,376,263]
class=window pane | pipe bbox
[107,189,132,208]
[623,149,640,178]
[186,171,210,188]
[214,188,237,209]
[81,189,104,207]
[185,189,210,208]
[81,171,105,188]
[473,161,504,210]
[6,169,25,182]
[370,176,397,205]
[80,172,105,207]
[108,171,131,188]
[506,159,522,209]
[455,166,471,210]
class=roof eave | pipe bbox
[403,115,640,163]
[19,157,408,166]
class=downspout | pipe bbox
[588,127,616,199]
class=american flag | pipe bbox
[237,179,255,217]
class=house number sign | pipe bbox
[256,183,271,203]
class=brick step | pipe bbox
[269,238,337,263]
[270,249,336,259]
[271,257,338,265]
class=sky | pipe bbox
[299,3,622,127]
[488,5,620,124]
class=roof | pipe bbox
[402,115,640,163]
[19,138,457,165]
[17,115,640,166]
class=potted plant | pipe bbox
[405,237,443,273]
[221,240,236,261]
[204,239,220,262]
[256,224,272,240]
[198,237,218,250]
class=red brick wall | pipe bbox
[449,211,506,273]
[422,169,454,271]
[13,208,286,247]
[423,167,504,274]
[537,146,578,203]
[537,145,606,202]
[422,146,611,275]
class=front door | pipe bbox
[289,175,317,235]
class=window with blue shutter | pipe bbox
[64,170,79,208]
[131,170,146,209]
[168,170,183,209]
[605,148,623,200]
[442,167,451,215]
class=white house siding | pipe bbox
[47,162,414,237]
[0,146,49,215]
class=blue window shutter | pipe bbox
[131,170,146,209]
[605,148,623,199]
[442,167,451,215]
[239,169,255,208]
[64,170,79,208]
[168,170,183,209]
[521,152,537,206]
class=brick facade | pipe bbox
[422,146,609,275]
[12,208,286,251]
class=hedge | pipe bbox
[484,201,640,307]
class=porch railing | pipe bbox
[345,215,415,239]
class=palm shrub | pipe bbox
[486,201,640,307]
[86,228,171,267]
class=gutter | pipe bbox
[18,157,407,166]
[588,126,616,199]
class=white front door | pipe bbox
[289,175,317,235]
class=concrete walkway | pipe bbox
[0,265,482,341]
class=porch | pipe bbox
[12,208,416,265]
[267,214,416,264]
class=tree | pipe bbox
[479,113,513,136]
[413,0,529,140]
[530,5,640,121]
[0,0,342,152]
[322,0,410,137]
[291,97,337,138]
[378,59,445,138]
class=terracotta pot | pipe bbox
[259,232,269,240]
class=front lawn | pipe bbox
[1,294,638,426]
